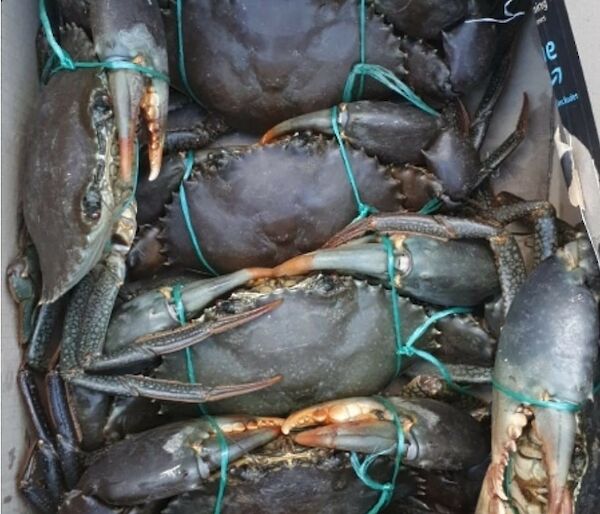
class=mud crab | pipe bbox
[128,99,527,278]
[50,397,487,513]
[476,235,599,514]
[163,0,500,131]
[24,25,127,303]
[148,273,497,416]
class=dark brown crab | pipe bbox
[162,0,500,132]
[127,96,526,279]
[260,79,527,206]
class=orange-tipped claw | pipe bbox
[271,254,317,277]
[282,397,391,435]
[140,82,168,181]
[260,108,333,145]
[109,70,168,183]
[292,420,397,455]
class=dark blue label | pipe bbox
[534,0,600,175]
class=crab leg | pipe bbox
[87,300,282,372]
[467,94,529,191]
[17,368,64,507]
[70,373,283,404]
[18,443,57,514]
[323,214,500,248]
[46,371,82,489]
[26,301,64,371]
[490,194,558,262]
[469,44,516,150]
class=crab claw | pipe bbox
[89,0,169,182]
[109,70,168,182]
[260,107,332,144]
[285,397,488,471]
[261,101,440,165]
[272,244,388,280]
[282,397,391,434]
[77,416,283,505]
[477,242,598,514]
[273,236,499,306]
[293,420,398,456]
[105,267,276,354]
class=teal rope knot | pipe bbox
[343,63,439,117]
[171,284,229,514]
[179,152,219,276]
[351,396,404,514]
[39,0,170,83]
[343,0,438,116]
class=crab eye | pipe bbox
[83,188,102,221]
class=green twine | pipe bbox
[347,0,438,118]
[179,152,219,275]
[343,63,439,117]
[175,0,205,104]
[349,238,470,513]
[382,236,470,382]
[350,396,404,514]
[492,379,582,413]
[39,0,169,83]
[418,197,443,215]
[331,106,377,221]
[356,0,367,98]
[171,284,228,514]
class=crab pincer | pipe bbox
[75,416,283,505]
[90,0,169,181]
[284,396,489,471]
[476,236,599,514]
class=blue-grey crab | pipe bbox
[476,235,599,514]
[55,397,487,513]
[26,0,170,303]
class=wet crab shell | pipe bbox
[23,26,121,303]
[164,0,405,132]
[158,275,434,416]
[155,135,439,274]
